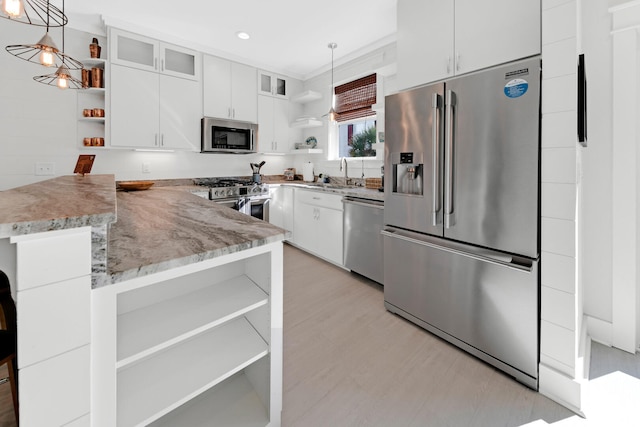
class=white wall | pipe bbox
[581,0,614,331]
[295,43,397,181]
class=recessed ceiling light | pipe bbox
[236,31,250,40]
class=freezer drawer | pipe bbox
[382,227,539,388]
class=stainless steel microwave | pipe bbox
[201,117,257,154]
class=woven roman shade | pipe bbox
[334,73,377,122]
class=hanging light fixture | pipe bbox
[327,42,338,122]
[33,0,84,89]
[5,0,82,69]
[1,0,67,27]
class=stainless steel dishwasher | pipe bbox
[343,196,384,284]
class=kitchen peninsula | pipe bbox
[0,175,286,426]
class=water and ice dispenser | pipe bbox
[392,152,423,196]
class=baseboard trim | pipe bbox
[585,315,613,347]
[539,363,585,417]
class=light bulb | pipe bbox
[2,0,22,18]
[57,75,68,90]
[40,48,55,67]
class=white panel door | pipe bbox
[272,97,290,153]
[203,55,232,119]
[316,207,343,266]
[397,0,454,89]
[110,64,159,148]
[231,62,257,122]
[160,74,200,150]
[455,0,541,74]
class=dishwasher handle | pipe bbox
[381,227,534,273]
[342,197,384,210]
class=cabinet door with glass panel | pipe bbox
[110,28,200,81]
[258,70,288,98]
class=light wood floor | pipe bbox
[281,244,640,427]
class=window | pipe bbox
[338,118,377,158]
[334,74,377,158]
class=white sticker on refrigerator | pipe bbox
[504,79,528,98]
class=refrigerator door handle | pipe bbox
[445,89,456,229]
[381,227,534,273]
[432,93,442,226]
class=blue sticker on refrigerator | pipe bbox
[504,78,529,98]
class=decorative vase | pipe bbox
[89,37,101,59]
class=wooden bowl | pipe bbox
[117,181,155,191]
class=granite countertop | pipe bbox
[0,174,117,238]
[107,186,287,284]
[274,181,385,202]
[0,175,287,286]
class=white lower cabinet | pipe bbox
[92,243,283,427]
[293,189,343,266]
[269,185,294,239]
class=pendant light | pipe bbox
[1,0,67,27]
[5,0,81,69]
[33,0,83,89]
[327,42,337,122]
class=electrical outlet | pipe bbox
[142,162,151,173]
[35,162,55,176]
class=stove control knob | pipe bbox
[214,190,219,197]
[227,189,234,197]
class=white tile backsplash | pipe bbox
[541,251,576,294]
[542,111,577,148]
[542,37,577,79]
[542,0,577,45]
[541,319,576,370]
[542,286,576,331]
[542,147,577,184]
[542,74,577,114]
[542,217,576,257]
[542,182,576,220]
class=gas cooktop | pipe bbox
[195,178,269,200]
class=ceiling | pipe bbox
[64,0,398,80]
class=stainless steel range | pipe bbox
[200,179,270,221]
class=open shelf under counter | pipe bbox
[117,274,268,368]
[149,371,269,427]
[117,316,269,427]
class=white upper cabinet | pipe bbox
[258,70,288,98]
[203,55,257,122]
[397,0,541,89]
[110,65,201,150]
[110,65,160,148]
[258,95,290,153]
[110,28,200,81]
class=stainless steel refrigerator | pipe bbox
[383,56,541,389]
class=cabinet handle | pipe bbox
[232,108,235,118]
[228,107,231,118]
[161,59,164,72]
[447,56,451,74]
[161,134,164,146]
[456,53,460,72]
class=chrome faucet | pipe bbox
[340,157,350,185]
